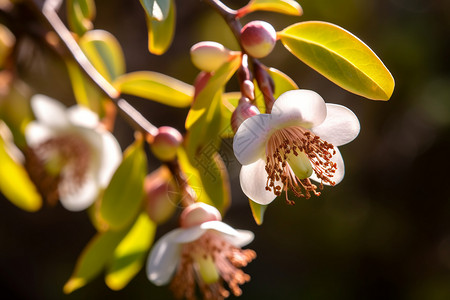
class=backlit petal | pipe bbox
[239,159,278,205]
[24,122,56,147]
[96,130,122,187]
[30,94,69,128]
[67,105,100,128]
[59,172,98,211]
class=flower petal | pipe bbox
[201,221,255,247]
[239,159,278,205]
[67,105,100,128]
[30,94,69,128]
[24,122,56,147]
[146,229,184,286]
[96,130,122,187]
[171,226,208,243]
[59,173,99,211]
[233,114,272,165]
[271,90,327,130]
[311,104,360,146]
[310,147,345,185]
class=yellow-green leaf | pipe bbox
[63,228,128,294]
[279,21,395,100]
[240,0,302,16]
[249,199,268,225]
[139,0,171,21]
[79,30,125,82]
[146,0,175,55]
[100,139,147,231]
[105,213,156,290]
[114,71,193,108]
[0,133,42,212]
[67,0,96,36]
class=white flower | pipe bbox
[25,94,121,211]
[233,89,360,205]
[147,202,255,300]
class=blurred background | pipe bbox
[1,0,450,299]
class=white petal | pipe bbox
[59,173,99,211]
[96,130,122,187]
[310,147,345,185]
[24,122,56,147]
[30,94,69,128]
[171,226,208,243]
[271,90,327,130]
[311,104,360,146]
[201,221,255,247]
[233,114,272,165]
[67,105,100,128]
[146,229,184,286]
[239,159,278,205]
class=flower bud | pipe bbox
[240,20,277,58]
[231,98,260,133]
[144,166,179,224]
[241,79,255,100]
[193,71,212,100]
[190,41,231,72]
[150,126,183,162]
[180,202,222,228]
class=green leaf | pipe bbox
[79,30,126,82]
[249,199,268,225]
[139,0,171,21]
[67,0,96,36]
[100,138,147,231]
[114,71,193,108]
[0,133,42,212]
[186,54,241,130]
[241,0,302,16]
[177,147,230,214]
[105,213,156,290]
[63,227,128,294]
[279,21,395,100]
[146,0,175,55]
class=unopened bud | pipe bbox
[231,98,260,133]
[150,126,183,162]
[190,41,231,72]
[180,202,222,228]
[241,79,255,100]
[193,71,212,100]
[144,166,179,224]
[240,21,276,58]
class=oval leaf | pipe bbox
[105,213,156,290]
[100,138,147,230]
[240,0,302,17]
[249,199,268,225]
[279,21,395,100]
[0,134,42,212]
[146,0,175,55]
[67,0,96,36]
[139,0,171,21]
[114,71,193,108]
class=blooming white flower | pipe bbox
[25,94,121,211]
[147,202,256,300]
[233,89,360,205]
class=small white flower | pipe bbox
[233,89,360,205]
[147,202,255,299]
[25,94,121,211]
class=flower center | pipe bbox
[170,231,256,300]
[25,134,92,204]
[265,126,337,204]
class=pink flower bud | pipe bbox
[240,21,277,58]
[193,71,212,100]
[190,41,231,72]
[180,202,222,228]
[241,79,255,100]
[144,166,179,224]
[231,99,260,133]
[150,126,183,162]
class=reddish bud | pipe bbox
[150,126,183,162]
[240,21,276,58]
[241,79,255,100]
[144,167,179,224]
[190,41,231,72]
[231,98,260,132]
[180,202,222,228]
[193,71,212,100]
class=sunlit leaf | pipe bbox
[139,0,170,21]
[63,227,128,294]
[240,0,302,17]
[100,138,147,231]
[249,199,268,225]
[114,71,193,108]
[0,133,42,212]
[105,213,156,290]
[279,21,395,100]
[146,0,175,55]
[67,0,96,36]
